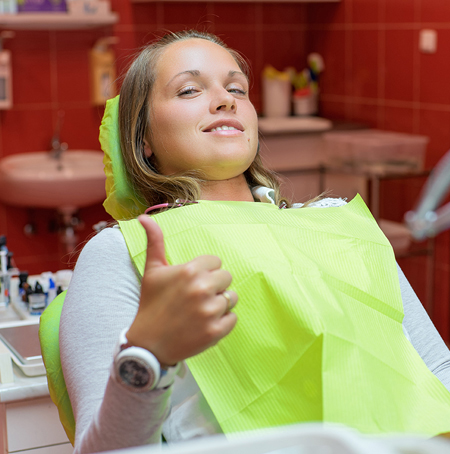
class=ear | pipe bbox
[143,139,152,158]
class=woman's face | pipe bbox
[147,38,258,180]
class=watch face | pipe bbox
[119,359,153,389]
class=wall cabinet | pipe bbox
[0,396,73,454]
[260,131,435,313]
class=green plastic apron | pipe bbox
[119,195,450,436]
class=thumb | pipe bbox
[138,215,169,269]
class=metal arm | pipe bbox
[405,149,450,240]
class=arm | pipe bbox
[398,264,450,391]
[60,217,237,453]
[60,227,170,453]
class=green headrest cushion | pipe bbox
[39,291,75,445]
[100,95,147,220]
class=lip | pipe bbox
[203,119,245,133]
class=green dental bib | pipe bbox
[119,196,450,436]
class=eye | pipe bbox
[178,86,199,96]
[228,87,248,95]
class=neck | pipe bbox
[200,174,254,202]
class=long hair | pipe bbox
[119,29,290,209]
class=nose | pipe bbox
[211,87,236,113]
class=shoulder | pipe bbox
[291,197,348,209]
[76,226,130,267]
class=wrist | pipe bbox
[112,328,180,392]
[126,324,176,369]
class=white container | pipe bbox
[0,1,18,14]
[262,78,291,117]
[293,92,318,116]
[55,269,73,291]
[323,129,429,172]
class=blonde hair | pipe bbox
[119,29,290,209]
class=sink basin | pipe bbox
[0,150,106,209]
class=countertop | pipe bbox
[258,116,368,136]
[0,303,48,404]
[0,362,49,403]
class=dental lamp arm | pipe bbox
[405,149,450,240]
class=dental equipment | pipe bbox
[405,149,450,240]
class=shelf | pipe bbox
[0,12,119,30]
[132,0,339,2]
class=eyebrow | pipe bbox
[167,69,248,86]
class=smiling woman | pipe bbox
[118,30,287,209]
[54,29,450,454]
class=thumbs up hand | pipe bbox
[126,215,238,367]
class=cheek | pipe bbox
[155,106,199,141]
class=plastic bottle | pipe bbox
[29,281,46,315]
[89,36,118,106]
[0,31,14,110]
[18,271,31,304]
[0,249,8,306]
[47,278,57,305]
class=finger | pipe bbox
[219,290,238,314]
[138,215,169,269]
[209,268,233,294]
[189,254,223,272]
[213,311,238,341]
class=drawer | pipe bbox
[14,442,73,454]
[6,397,70,452]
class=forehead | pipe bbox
[154,38,241,82]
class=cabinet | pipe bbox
[0,396,72,454]
[260,130,435,312]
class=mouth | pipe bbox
[203,119,245,133]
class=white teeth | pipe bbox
[210,125,237,132]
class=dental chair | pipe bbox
[38,94,142,446]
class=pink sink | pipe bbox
[0,151,106,209]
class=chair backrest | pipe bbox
[38,291,75,445]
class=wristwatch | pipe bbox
[112,328,180,392]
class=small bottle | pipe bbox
[18,271,31,304]
[0,249,8,306]
[28,281,46,315]
[47,278,57,304]
[0,31,14,110]
[89,36,118,106]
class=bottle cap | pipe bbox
[34,281,44,294]
[19,271,29,287]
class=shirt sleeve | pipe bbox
[398,264,450,392]
[59,227,171,454]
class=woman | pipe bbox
[60,30,450,454]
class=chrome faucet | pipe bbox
[50,110,68,160]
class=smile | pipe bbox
[203,119,245,133]
[210,125,238,132]
[204,127,244,136]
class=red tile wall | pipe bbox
[0,1,307,273]
[2,0,449,340]
[307,0,450,340]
